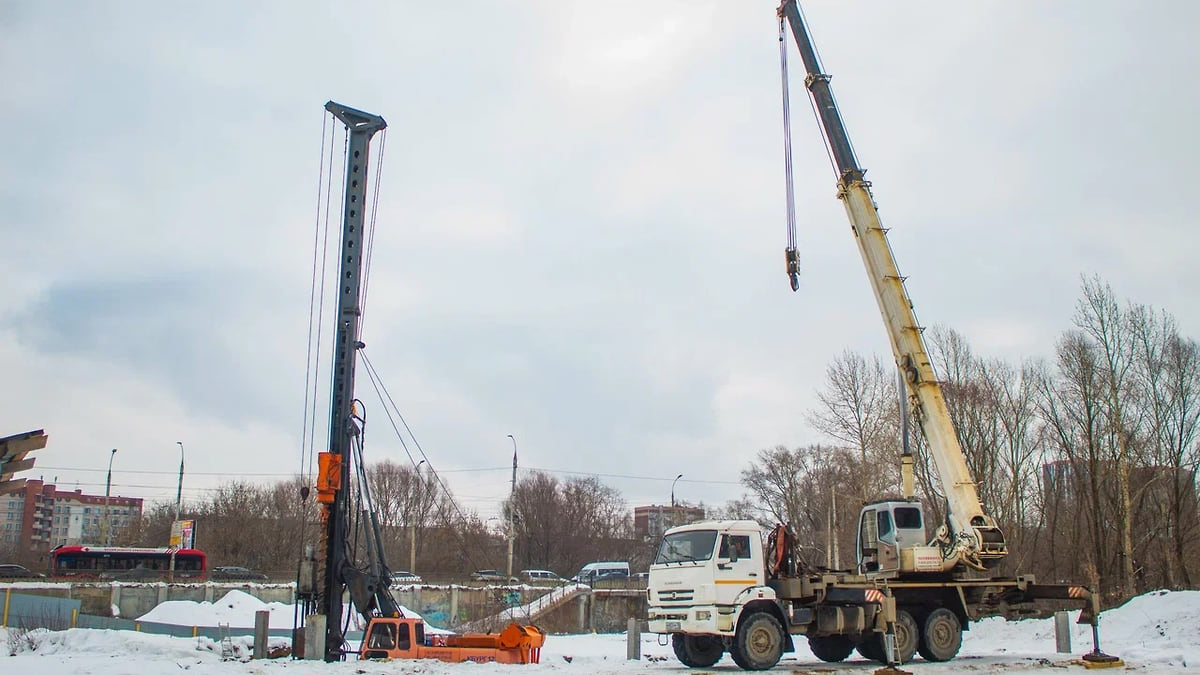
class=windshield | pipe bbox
[655,529,718,564]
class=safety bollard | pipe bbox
[627,617,641,660]
[253,610,269,659]
[1054,611,1071,653]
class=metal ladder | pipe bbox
[218,622,235,660]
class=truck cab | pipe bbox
[360,618,545,664]
[857,500,954,577]
[648,520,771,637]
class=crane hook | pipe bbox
[785,247,801,291]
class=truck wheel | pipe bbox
[858,609,918,664]
[730,612,785,671]
[671,634,724,668]
[892,609,919,663]
[917,608,962,662]
[807,635,855,662]
[855,637,885,663]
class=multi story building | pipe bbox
[633,504,706,541]
[1,479,142,554]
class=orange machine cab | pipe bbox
[360,618,545,664]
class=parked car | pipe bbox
[518,569,564,584]
[210,565,269,581]
[390,570,423,585]
[0,564,45,578]
[570,561,630,585]
[593,569,631,584]
[470,569,516,583]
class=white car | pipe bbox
[390,570,423,585]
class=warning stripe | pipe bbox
[864,589,885,604]
[1069,586,1085,598]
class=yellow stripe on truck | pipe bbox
[715,579,757,585]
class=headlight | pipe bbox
[696,611,711,621]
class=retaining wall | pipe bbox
[0,581,648,634]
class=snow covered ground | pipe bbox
[3,589,1196,674]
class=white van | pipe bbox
[571,561,630,585]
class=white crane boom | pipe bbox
[778,0,1006,568]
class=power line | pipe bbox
[33,464,741,486]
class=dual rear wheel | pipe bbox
[850,607,963,664]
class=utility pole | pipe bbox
[174,441,185,521]
[169,441,186,580]
[506,434,517,580]
[410,460,425,573]
[103,448,117,546]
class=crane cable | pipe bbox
[779,15,801,292]
[358,350,495,573]
[300,111,331,483]
[359,128,387,332]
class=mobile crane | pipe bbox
[295,101,543,664]
[647,3,1118,670]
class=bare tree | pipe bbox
[1074,276,1144,597]
[366,460,438,572]
[807,351,897,504]
[1038,330,1116,597]
[1131,305,1200,587]
[739,444,859,568]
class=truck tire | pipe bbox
[854,609,918,664]
[807,635,855,662]
[671,634,724,668]
[892,609,920,663]
[855,637,885,663]
[917,608,962,662]
[730,612,785,671]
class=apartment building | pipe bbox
[2,479,142,553]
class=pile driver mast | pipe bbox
[308,101,396,662]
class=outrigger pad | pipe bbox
[1080,651,1124,669]
[872,667,913,675]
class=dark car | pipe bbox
[0,564,45,578]
[210,565,269,581]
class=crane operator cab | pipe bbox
[856,500,927,577]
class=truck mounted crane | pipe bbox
[647,3,1118,671]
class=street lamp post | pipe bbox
[103,448,117,546]
[671,473,683,508]
[410,460,425,573]
[170,441,186,581]
[174,441,185,522]
[506,434,517,580]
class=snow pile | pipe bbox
[7,626,204,661]
[965,589,1199,668]
[137,589,298,629]
[1,588,1196,674]
[135,588,444,634]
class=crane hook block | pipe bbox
[316,452,342,504]
[785,247,801,291]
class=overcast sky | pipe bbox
[2,1,1198,524]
